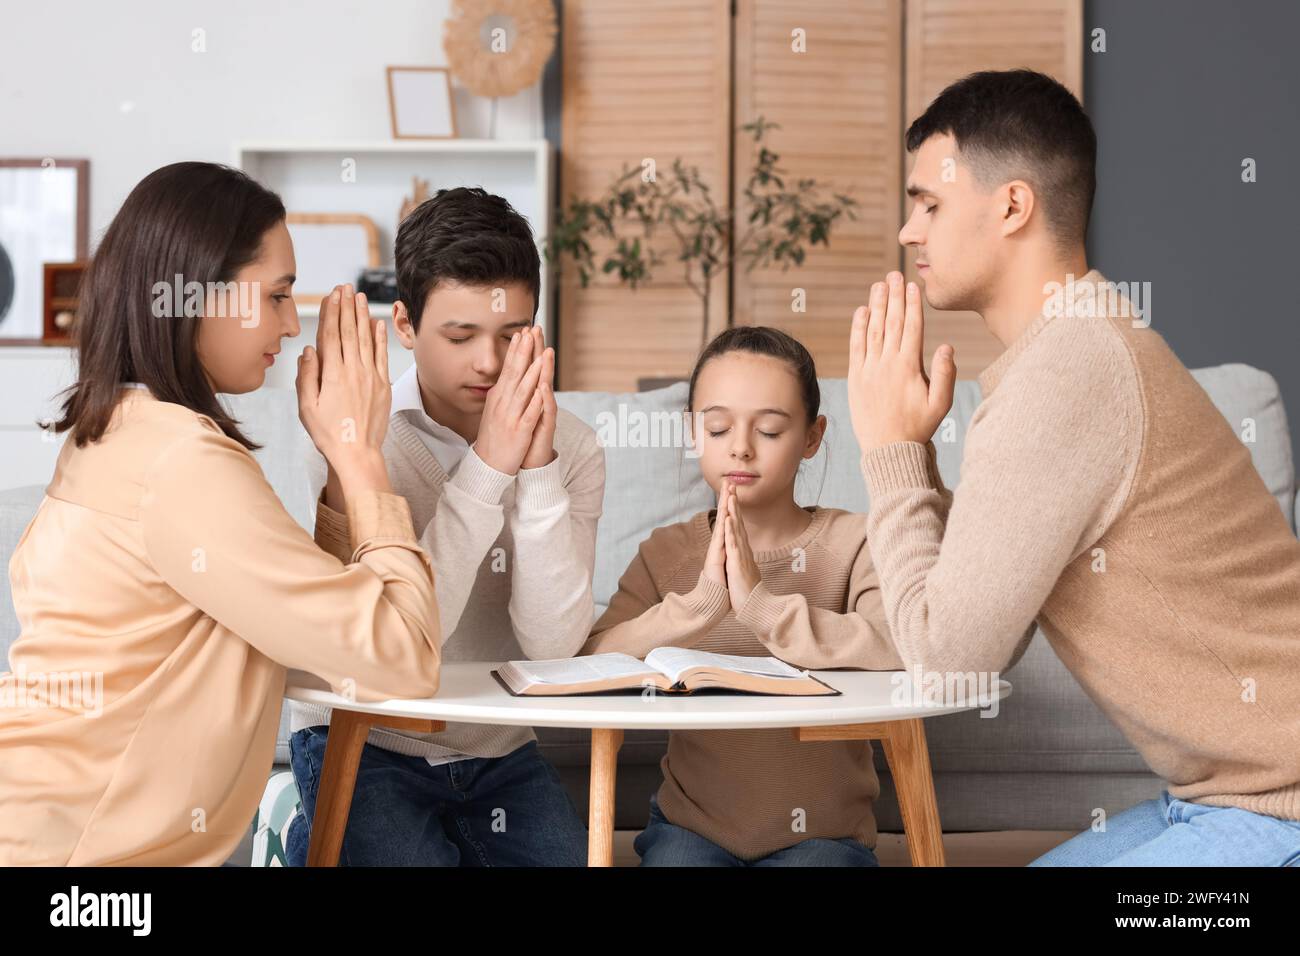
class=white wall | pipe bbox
[0,0,548,489]
[0,0,544,238]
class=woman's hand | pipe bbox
[520,327,558,470]
[473,329,545,476]
[723,487,762,610]
[297,284,392,504]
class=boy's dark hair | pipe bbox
[50,161,284,450]
[905,68,1097,247]
[687,326,820,425]
[395,186,541,332]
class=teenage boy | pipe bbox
[848,70,1300,865]
[286,187,605,866]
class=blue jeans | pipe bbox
[285,726,587,866]
[1029,790,1300,866]
[633,792,879,867]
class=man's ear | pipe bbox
[392,301,417,350]
[999,180,1036,238]
[804,414,828,459]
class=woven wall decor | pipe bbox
[443,0,557,99]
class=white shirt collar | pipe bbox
[391,363,426,415]
[391,363,469,451]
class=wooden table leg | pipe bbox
[587,728,624,867]
[877,719,945,867]
[795,718,946,867]
[305,710,445,867]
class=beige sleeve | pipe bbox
[313,490,353,563]
[924,438,955,520]
[508,424,606,659]
[580,527,730,660]
[313,445,515,642]
[733,530,905,671]
[859,337,1137,676]
[140,427,442,702]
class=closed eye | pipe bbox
[446,334,516,344]
[706,428,781,439]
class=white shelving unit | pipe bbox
[0,139,558,489]
[0,345,76,489]
[236,139,553,389]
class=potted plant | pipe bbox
[545,118,857,386]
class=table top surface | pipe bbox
[284,663,1011,730]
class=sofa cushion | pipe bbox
[555,382,716,617]
[1189,364,1296,529]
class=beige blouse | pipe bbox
[0,388,441,865]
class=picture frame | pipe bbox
[284,212,382,309]
[386,66,458,140]
[0,158,89,343]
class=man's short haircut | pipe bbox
[395,186,541,332]
[905,69,1097,247]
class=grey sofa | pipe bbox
[1,365,1295,841]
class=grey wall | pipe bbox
[1085,0,1300,456]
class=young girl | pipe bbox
[581,326,946,867]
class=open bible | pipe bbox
[492,648,840,697]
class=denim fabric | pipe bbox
[1030,790,1300,866]
[285,726,586,866]
[632,791,879,867]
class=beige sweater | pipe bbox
[0,388,440,865]
[581,505,924,861]
[861,268,1300,822]
[292,407,605,761]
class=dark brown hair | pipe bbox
[48,161,286,449]
[395,186,540,332]
[687,326,821,425]
[906,68,1097,247]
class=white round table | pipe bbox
[284,662,1011,866]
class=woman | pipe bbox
[0,162,441,865]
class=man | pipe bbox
[848,69,1300,865]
